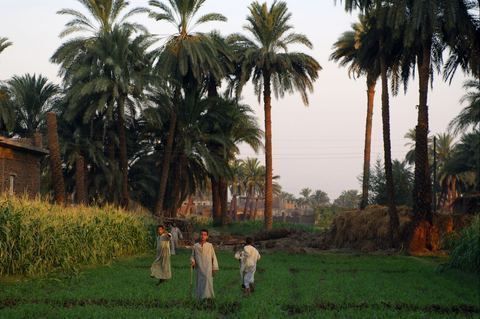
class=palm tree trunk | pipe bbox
[243,193,250,221]
[46,112,65,204]
[263,71,273,230]
[169,160,182,218]
[75,153,87,205]
[219,177,228,226]
[155,108,177,217]
[211,176,222,226]
[106,132,116,203]
[360,74,377,210]
[413,45,433,225]
[117,97,129,208]
[185,196,194,215]
[230,194,237,220]
[253,197,259,220]
[380,54,399,247]
[249,198,255,220]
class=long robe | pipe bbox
[150,233,171,280]
[190,242,219,299]
[234,245,261,288]
[170,227,183,255]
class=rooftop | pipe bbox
[0,136,49,155]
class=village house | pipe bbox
[0,135,48,198]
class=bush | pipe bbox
[0,197,155,277]
[443,215,480,273]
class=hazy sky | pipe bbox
[0,0,469,200]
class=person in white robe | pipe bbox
[190,229,219,299]
[169,223,183,255]
[234,237,261,295]
[150,225,172,285]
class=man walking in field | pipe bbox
[190,229,219,300]
[170,223,183,255]
[150,225,172,285]
[235,237,261,295]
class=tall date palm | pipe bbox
[331,14,380,210]
[145,0,227,217]
[231,1,321,229]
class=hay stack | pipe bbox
[321,206,472,253]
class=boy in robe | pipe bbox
[190,229,219,299]
[170,223,183,255]
[234,237,261,295]
[150,225,172,285]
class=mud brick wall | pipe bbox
[0,147,42,198]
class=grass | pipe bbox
[1,250,479,318]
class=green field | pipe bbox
[1,250,478,319]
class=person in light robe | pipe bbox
[169,223,183,255]
[150,225,172,285]
[234,237,261,295]
[190,229,219,300]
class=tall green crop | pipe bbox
[0,197,155,276]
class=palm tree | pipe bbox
[229,159,245,220]
[255,167,281,220]
[311,190,330,209]
[338,0,477,253]
[449,79,480,135]
[145,0,227,217]
[443,1,480,81]
[46,112,66,204]
[0,37,12,56]
[0,83,15,135]
[299,188,313,210]
[385,0,474,228]
[405,130,472,211]
[331,14,380,210]
[53,0,149,208]
[341,6,403,246]
[231,1,321,229]
[446,130,480,192]
[57,0,144,37]
[335,0,376,12]
[53,0,145,81]
[450,79,480,192]
[434,133,461,210]
[1,74,59,137]
[241,157,263,220]
[212,97,263,225]
[202,32,237,226]
[54,27,153,207]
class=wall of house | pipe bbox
[0,147,41,198]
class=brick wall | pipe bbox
[0,147,42,198]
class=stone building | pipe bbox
[0,135,48,198]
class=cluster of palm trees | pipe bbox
[278,188,361,211]
[0,0,322,229]
[332,0,480,247]
[227,158,281,221]
[1,1,478,237]
[297,188,330,211]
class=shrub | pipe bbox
[443,215,480,273]
[0,197,155,277]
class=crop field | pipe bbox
[1,250,479,318]
[0,197,154,277]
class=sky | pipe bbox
[0,0,470,200]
